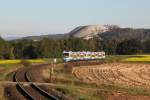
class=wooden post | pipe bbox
[50,59,56,82]
[50,62,53,83]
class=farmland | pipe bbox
[72,63,150,88]
[0,55,150,100]
[0,55,149,65]
[105,55,150,62]
[0,59,47,64]
[123,55,150,62]
[42,55,150,100]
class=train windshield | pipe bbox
[63,53,69,58]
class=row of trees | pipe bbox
[102,38,150,55]
[0,36,149,59]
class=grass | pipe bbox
[53,80,150,100]
[0,63,22,81]
[40,58,63,63]
[0,84,5,100]
[99,84,150,96]
[0,63,22,100]
[55,84,105,100]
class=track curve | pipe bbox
[13,67,59,100]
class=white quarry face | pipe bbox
[69,25,118,40]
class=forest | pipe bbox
[0,35,149,59]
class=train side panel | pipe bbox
[63,51,105,62]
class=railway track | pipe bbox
[13,67,59,100]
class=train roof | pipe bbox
[63,51,105,54]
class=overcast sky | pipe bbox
[0,0,150,38]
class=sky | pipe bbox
[0,0,150,38]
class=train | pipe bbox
[63,51,105,62]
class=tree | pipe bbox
[143,39,150,53]
[3,43,15,59]
[71,38,87,51]
[63,38,87,51]
[116,39,142,55]
[39,38,52,58]
[23,45,38,59]
[0,37,6,58]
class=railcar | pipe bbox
[63,51,105,62]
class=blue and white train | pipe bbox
[63,51,105,62]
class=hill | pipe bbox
[9,25,150,41]
[18,34,68,41]
[69,25,119,39]
[100,28,150,42]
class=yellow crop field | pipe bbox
[123,55,150,62]
[0,60,20,64]
[0,59,46,64]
